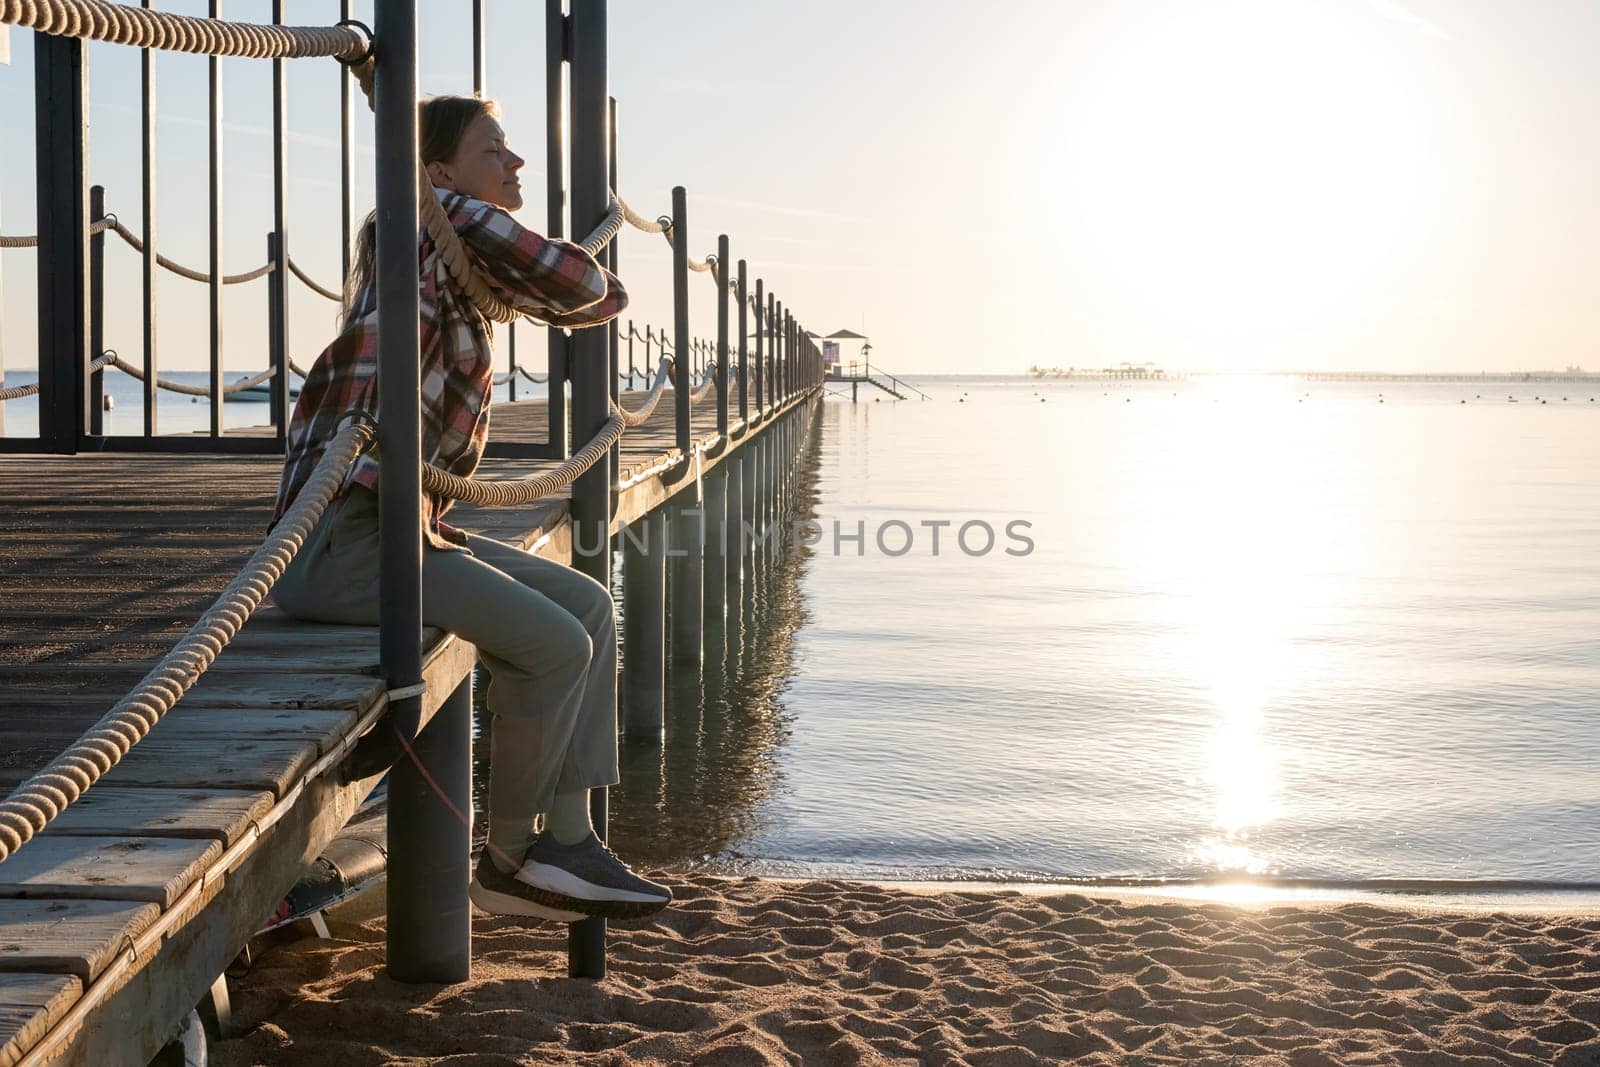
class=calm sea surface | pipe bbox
[9,371,1600,901]
[610,374,1600,903]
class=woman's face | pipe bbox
[428,113,525,210]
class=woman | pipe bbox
[272,95,670,923]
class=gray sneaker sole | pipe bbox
[515,863,671,920]
[469,876,587,922]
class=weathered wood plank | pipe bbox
[40,788,273,845]
[0,973,82,1067]
[96,737,319,797]
[0,837,220,908]
[0,900,158,982]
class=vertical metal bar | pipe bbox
[671,186,690,458]
[340,0,354,286]
[752,278,763,416]
[375,0,455,985]
[508,322,518,402]
[545,0,569,458]
[140,10,159,436]
[626,318,635,385]
[270,0,290,433]
[568,0,612,981]
[716,236,729,440]
[472,0,486,94]
[736,260,747,427]
[88,185,104,438]
[207,0,224,437]
[266,230,283,424]
[33,33,87,454]
[768,292,780,415]
[607,95,619,487]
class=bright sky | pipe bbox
[2,0,1599,374]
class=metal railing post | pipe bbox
[607,95,620,489]
[736,260,748,428]
[766,291,776,414]
[270,0,291,433]
[141,5,159,437]
[544,0,569,458]
[753,278,764,416]
[267,231,287,433]
[88,185,105,438]
[207,0,223,436]
[34,32,88,454]
[672,186,690,458]
[568,0,613,980]
[716,236,729,442]
[376,0,464,985]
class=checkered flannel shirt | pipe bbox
[272,188,626,549]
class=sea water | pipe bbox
[607,375,1600,901]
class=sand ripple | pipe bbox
[213,875,1600,1066]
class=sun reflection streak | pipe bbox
[1170,376,1309,878]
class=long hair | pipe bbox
[343,95,501,316]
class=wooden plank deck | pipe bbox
[0,385,802,1066]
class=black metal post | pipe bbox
[736,260,748,427]
[672,186,690,458]
[88,185,105,438]
[508,322,518,402]
[266,230,285,425]
[568,0,612,981]
[545,0,569,459]
[472,0,486,93]
[376,0,458,985]
[341,0,355,286]
[716,236,729,442]
[141,6,158,437]
[34,32,87,454]
[766,291,775,414]
[753,278,764,416]
[607,95,620,489]
[208,0,223,437]
[270,0,291,432]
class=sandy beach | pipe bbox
[210,873,1600,1066]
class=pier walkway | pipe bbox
[0,385,817,1065]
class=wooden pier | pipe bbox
[0,386,818,1065]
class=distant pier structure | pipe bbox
[1029,362,1169,381]
[815,330,929,401]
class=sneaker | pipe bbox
[469,854,588,922]
[514,831,673,920]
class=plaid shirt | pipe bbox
[273,188,625,549]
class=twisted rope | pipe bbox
[105,218,273,284]
[517,366,548,385]
[105,353,277,396]
[0,352,116,401]
[288,256,340,301]
[0,0,367,59]
[419,403,624,506]
[0,420,373,864]
[617,355,674,427]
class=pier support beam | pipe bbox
[388,674,472,983]
[703,462,728,644]
[668,497,704,669]
[622,511,665,741]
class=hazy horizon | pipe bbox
[4,0,1600,377]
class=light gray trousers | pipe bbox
[273,486,618,862]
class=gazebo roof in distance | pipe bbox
[825,329,869,340]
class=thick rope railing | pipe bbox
[0,419,373,864]
[104,217,273,284]
[0,0,367,59]
[0,352,115,401]
[616,355,674,427]
[104,352,277,396]
[288,256,341,301]
[516,366,547,385]
[418,401,625,506]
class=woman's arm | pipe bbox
[444,191,627,327]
